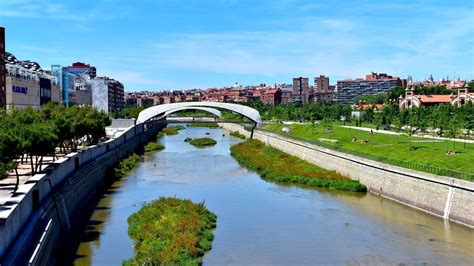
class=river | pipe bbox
[73,126,474,265]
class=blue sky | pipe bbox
[1,0,473,91]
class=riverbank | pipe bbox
[264,123,473,180]
[231,139,366,192]
[220,123,474,227]
[124,197,216,265]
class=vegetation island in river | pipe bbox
[189,137,217,147]
[230,139,367,192]
[124,197,217,265]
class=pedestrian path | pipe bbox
[340,126,474,144]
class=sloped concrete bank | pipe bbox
[0,122,165,265]
[222,123,474,228]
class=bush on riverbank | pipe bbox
[144,142,165,153]
[113,154,141,179]
[188,122,219,128]
[230,131,246,139]
[162,125,185,135]
[189,137,217,147]
[230,140,366,192]
[123,197,217,265]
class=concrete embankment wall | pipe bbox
[221,123,474,227]
[0,122,165,265]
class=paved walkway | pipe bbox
[340,126,474,144]
[0,151,70,205]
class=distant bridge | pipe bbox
[136,102,263,138]
[136,102,262,124]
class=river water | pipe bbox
[73,126,474,265]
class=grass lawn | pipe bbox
[231,140,366,192]
[264,123,474,181]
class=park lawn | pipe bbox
[264,123,474,180]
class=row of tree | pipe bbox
[245,101,353,122]
[365,103,474,141]
[0,103,111,191]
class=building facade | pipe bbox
[62,62,96,78]
[314,75,335,102]
[292,77,309,104]
[5,52,60,110]
[261,88,282,105]
[90,77,124,113]
[0,27,6,108]
[335,72,403,104]
[399,86,474,109]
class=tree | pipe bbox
[447,115,461,152]
[23,122,58,174]
[362,107,375,123]
[392,117,402,143]
[0,128,22,191]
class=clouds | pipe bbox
[2,0,473,90]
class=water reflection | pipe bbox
[74,126,474,265]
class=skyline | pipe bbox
[1,0,473,91]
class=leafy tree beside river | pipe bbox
[0,103,111,191]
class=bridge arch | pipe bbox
[136,102,262,124]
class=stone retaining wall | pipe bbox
[221,123,474,227]
[0,122,165,265]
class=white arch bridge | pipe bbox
[136,102,263,138]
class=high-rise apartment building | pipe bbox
[314,75,329,93]
[0,27,6,108]
[314,75,335,102]
[90,77,124,113]
[292,77,309,104]
[335,72,403,104]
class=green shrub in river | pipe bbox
[144,142,165,153]
[229,131,246,139]
[113,154,141,179]
[162,125,185,135]
[189,137,217,147]
[123,197,217,266]
[230,139,366,192]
